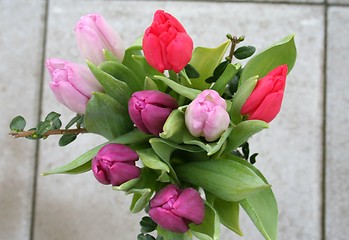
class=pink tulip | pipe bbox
[92,143,140,186]
[128,90,178,136]
[185,90,230,142]
[143,10,193,73]
[75,13,124,64]
[149,184,204,233]
[46,58,103,114]
[241,65,288,123]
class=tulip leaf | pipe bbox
[227,156,278,240]
[240,34,297,82]
[211,63,241,96]
[137,148,170,173]
[129,188,153,213]
[230,75,258,124]
[42,129,149,175]
[157,226,192,240]
[189,40,231,90]
[212,197,243,236]
[223,120,269,154]
[144,77,159,90]
[160,109,190,144]
[87,61,131,107]
[99,61,143,93]
[234,46,256,60]
[154,75,201,100]
[190,202,220,240]
[174,159,270,201]
[112,178,139,192]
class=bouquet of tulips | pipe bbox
[9,10,297,240]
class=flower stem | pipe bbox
[226,34,245,63]
[9,128,88,138]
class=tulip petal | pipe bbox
[249,91,284,123]
[109,162,140,186]
[172,188,205,225]
[149,207,189,233]
[143,30,166,72]
[203,106,230,142]
[97,143,139,162]
[150,184,179,208]
[92,158,110,185]
[128,97,151,134]
[141,104,173,136]
[166,32,193,73]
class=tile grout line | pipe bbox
[321,0,328,240]
[29,0,50,239]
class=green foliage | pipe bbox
[10,116,26,132]
[234,46,256,60]
[140,216,158,233]
[211,63,241,95]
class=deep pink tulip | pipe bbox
[143,10,193,73]
[241,65,288,123]
[185,90,230,142]
[46,58,103,114]
[75,13,124,64]
[128,90,178,136]
[149,184,205,233]
[92,143,140,186]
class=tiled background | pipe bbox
[1,0,348,239]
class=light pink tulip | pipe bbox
[75,13,124,64]
[185,90,230,142]
[149,184,205,233]
[92,143,140,186]
[46,58,103,114]
[241,65,288,123]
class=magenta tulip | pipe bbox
[185,90,230,142]
[75,13,124,64]
[149,184,205,233]
[46,58,103,114]
[128,90,178,136]
[241,65,288,123]
[92,143,140,186]
[143,10,193,73]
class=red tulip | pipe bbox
[241,65,288,123]
[143,10,193,73]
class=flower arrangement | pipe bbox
[9,10,296,240]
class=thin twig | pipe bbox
[9,128,88,138]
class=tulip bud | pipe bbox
[128,90,178,136]
[149,184,205,233]
[46,58,103,114]
[92,143,140,186]
[143,10,193,73]
[75,13,125,64]
[185,90,230,142]
[241,65,288,123]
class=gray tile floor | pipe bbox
[1,0,348,240]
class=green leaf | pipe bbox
[157,227,192,240]
[174,159,269,201]
[234,46,256,60]
[212,197,243,236]
[240,34,297,82]
[211,63,241,96]
[42,129,149,175]
[140,216,157,233]
[10,116,26,132]
[184,64,200,78]
[144,77,159,91]
[137,149,170,173]
[58,134,77,147]
[228,157,278,240]
[129,188,153,213]
[154,75,201,100]
[160,109,189,144]
[190,202,220,240]
[223,120,269,154]
[189,40,231,90]
[65,115,83,130]
[103,49,120,62]
[230,75,258,124]
[98,61,143,93]
[87,61,130,106]
[84,92,133,140]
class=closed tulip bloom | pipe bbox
[128,90,178,136]
[75,13,124,64]
[143,10,193,73]
[241,65,288,123]
[185,90,230,142]
[46,58,103,114]
[149,184,205,233]
[92,143,140,186]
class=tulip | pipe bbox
[149,184,205,233]
[128,90,178,136]
[240,65,288,123]
[143,10,193,73]
[46,58,103,114]
[185,90,230,142]
[92,143,140,186]
[75,13,124,64]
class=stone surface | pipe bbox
[326,7,349,240]
[0,1,46,240]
